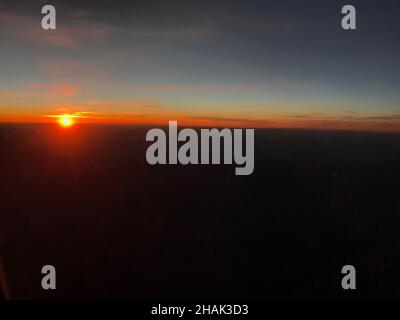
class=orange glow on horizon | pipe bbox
[0,112,398,133]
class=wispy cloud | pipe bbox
[0,5,213,49]
[44,110,95,119]
[82,98,162,110]
[183,115,271,127]
[29,83,79,97]
[39,59,108,78]
[0,9,121,47]
[279,111,400,132]
[134,103,161,109]
[0,89,27,98]
[361,114,400,121]
[146,84,260,93]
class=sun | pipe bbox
[58,114,74,127]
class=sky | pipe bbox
[0,0,399,131]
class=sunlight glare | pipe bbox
[58,114,74,127]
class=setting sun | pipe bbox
[58,114,74,127]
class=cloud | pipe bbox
[0,8,144,48]
[0,5,213,49]
[0,90,26,98]
[1,82,81,102]
[279,111,400,132]
[360,114,400,121]
[29,83,79,97]
[180,115,272,127]
[146,84,260,93]
[134,103,161,109]
[126,27,212,39]
[39,59,108,78]
[44,110,95,119]
[82,98,162,110]
[0,9,122,47]
[285,112,327,119]
[284,111,400,123]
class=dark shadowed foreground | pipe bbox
[0,124,399,299]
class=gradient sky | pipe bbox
[0,0,399,131]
